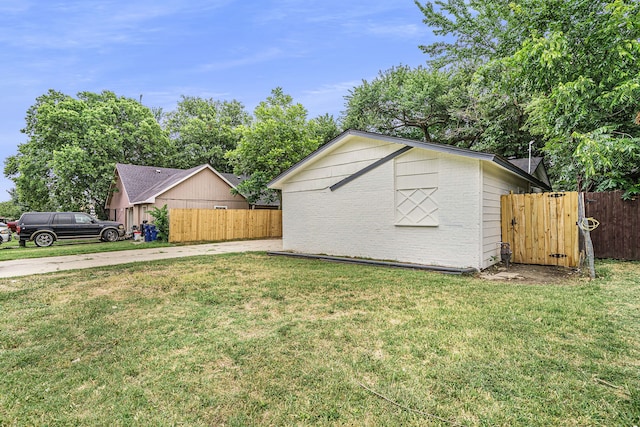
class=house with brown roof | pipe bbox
[105,163,274,233]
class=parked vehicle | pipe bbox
[0,222,12,243]
[6,221,17,233]
[17,212,125,247]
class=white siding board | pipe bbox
[280,178,336,194]
[286,166,338,182]
[282,139,400,192]
[480,162,530,269]
[305,137,397,173]
[327,135,396,154]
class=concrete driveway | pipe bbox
[0,239,283,278]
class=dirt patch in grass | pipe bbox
[0,282,21,292]
[480,263,587,284]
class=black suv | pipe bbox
[17,212,125,247]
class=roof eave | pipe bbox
[492,156,552,191]
[105,165,134,207]
[268,129,549,190]
[145,164,240,202]
[268,129,356,189]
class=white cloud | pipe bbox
[302,81,360,96]
[298,80,361,117]
[0,0,236,50]
[137,88,232,111]
[197,47,286,72]
[363,23,426,38]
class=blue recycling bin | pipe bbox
[143,224,158,242]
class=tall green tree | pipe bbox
[508,0,640,195]
[342,63,537,159]
[415,0,547,157]
[0,200,22,220]
[416,0,640,196]
[310,113,341,146]
[4,90,173,217]
[416,0,526,69]
[343,65,480,145]
[226,88,323,205]
[466,68,537,159]
[163,96,251,172]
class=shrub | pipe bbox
[149,204,169,241]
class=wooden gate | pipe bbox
[501,192,579,268]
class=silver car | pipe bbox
[0,222,12,243]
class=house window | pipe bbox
[214,205,228,210]
[394,153,439,226]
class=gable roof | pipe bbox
[269,129,552,191]
[507,156,550,188]
[508,157,543,175]
[115,163,238,204]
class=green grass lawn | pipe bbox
[0,254,638,426]
[0,236,173,261]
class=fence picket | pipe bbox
[169,209,282,243]
[585,191,640,260]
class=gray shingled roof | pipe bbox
[115,164,280,207]
[219,172,244,189]
[116,163,224,203]
[508,157,543,175]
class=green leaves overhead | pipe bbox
[5,90,172,216]
[415,0,519,69]
[226,88,326,205]
[163,96,251,172]
[343,65,478,145]
[5,87,338,212]
[510,1,640,196]
[416,0,640,196]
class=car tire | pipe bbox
[34,232,55,247]
[102,229,119,242]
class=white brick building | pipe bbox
[268,130,550,271]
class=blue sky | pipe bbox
[0,0,435,202]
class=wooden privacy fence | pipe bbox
[501,192,579,268]
[169,209,282,243]
[585,191,640,260]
